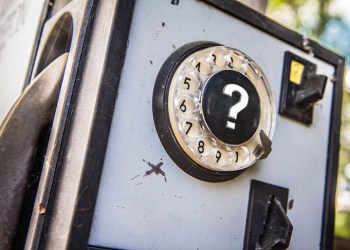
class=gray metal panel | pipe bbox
[89,1,334,249]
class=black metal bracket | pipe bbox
[244,180,292,250]
[279,51,327,125]
[253,130,272,159]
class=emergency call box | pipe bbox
[87,1,343,249]
[1,0,344,249]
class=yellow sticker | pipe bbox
[290,60,304,84]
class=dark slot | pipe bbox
[12,126,52,249]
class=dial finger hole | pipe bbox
[211,49,227,68]
[214,144,232,167]
[232,52,245,69]
[195,137,213,157]
[225,51,245,70]
[224,53,234,70]
[193,56,214,76]
[179,71,200,92]
[246,62,260,81]
[177,96,197,115]
[234,146,250,167]
[182,118,202,138]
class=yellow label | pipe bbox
[290,60,304,84]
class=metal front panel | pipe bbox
[89,1,335,249]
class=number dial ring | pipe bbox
[153,42,275,182]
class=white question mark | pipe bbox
[223,84,249,130]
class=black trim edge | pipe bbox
[321,60,344,250]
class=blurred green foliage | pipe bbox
[268,0,332,36]
[335,212,350,239]
[267,0,350,61]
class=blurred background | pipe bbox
[242,0,350,248]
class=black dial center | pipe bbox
[201,70,261,145]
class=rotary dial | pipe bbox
[153,42,276,181]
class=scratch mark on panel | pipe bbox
[143,159,167,182]
[131,174,140,180]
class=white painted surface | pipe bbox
[0,0,47,123]
[89,1,335,249]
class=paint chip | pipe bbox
[38,204,46,214]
